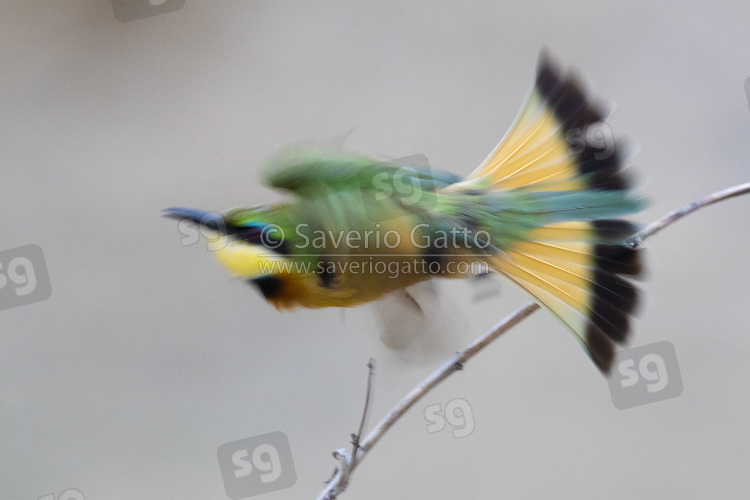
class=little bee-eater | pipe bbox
[165,53,643,373]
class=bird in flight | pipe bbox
[165,53,643,373]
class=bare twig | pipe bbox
[316,303,539,499]
[352,358,375,464]
[320,359,375,499]
[348,359,375,482]
[358,302,539,454]
[317,181,750,499]
[626,181,750,248]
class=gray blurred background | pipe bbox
[3,1,750,499]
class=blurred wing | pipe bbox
[372,281,462,365]
[262,145,459,198]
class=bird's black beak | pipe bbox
[162,207,227,234]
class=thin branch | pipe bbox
[317,180,750,499]
[320,359,375,499]
[316,303,539,499]
[626,181,750,248]
[349,359,375,475]
[358,302,539,455]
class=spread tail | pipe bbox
[445,52,644,372]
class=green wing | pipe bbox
[261,145,459,199]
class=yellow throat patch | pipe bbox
[209,236,287,279]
